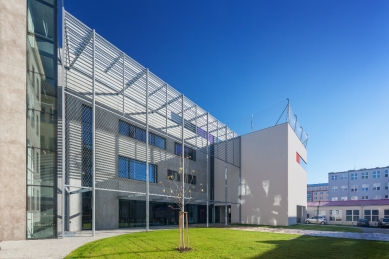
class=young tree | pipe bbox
[161,157,203,252]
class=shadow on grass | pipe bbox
[249,235,389,259]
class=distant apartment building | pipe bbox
[328,166,389,201]
[307,183,329,202]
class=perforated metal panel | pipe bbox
[62,11,240,207]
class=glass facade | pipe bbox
[119,200,207,228]
[26,0,58,239]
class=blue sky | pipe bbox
[62,0,389,184]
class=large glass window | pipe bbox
[362,172,368,179]
[175,143,196,161]
[119,120,166,149]
[329,210,342,221]
[365,210,379,221]
[346,210,359,221]
[384,210,389,219]
[351,173,357,180]
[27,0,57,239]
[118,156,157,183]
[82,106,92,187]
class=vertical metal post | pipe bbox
[165,84,168,135]
[206,112,209,227]
[225,126,228,226]
[239,136,242,223]
[92,29,96,237]
[181,95,185,214]
[146,68,149,232]
[122,52,125,116]
[61,5,66,238]
[286,98,290,123]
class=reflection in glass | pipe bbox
[27,186,56,239]
[27,0,57,239]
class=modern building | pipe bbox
[328,166,389,201]
[307,183,329,202]
[307,200,389,226]
[0,1,308,241]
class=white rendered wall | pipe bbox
[287,125,308,225]
[240,123,289,226]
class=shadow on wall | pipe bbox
[241,179,287,226]
[248,235,389,258]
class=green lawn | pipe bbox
[231,223,363,233]
[65,228,388,259]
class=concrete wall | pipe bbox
[0,0,27,241]
[287,125,308,224]
[240,124,289,226]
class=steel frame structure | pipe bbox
[60,10,241,237]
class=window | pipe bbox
[329,210,342,221]
[320,192,323,195]
[346,210,359,221]
[361,196,368,200]
[373,195,381,199]
[175,143,196,161]
[332,186,338,192]
[373,171,380,178]
[385,182,389,190]
[385,170,388,177]
[314,192,317,195]
[386,195,389,199]
[119,120,166,149]
[314,197,317,200]
[331,175,338,180]
[362,184,369,192]
[167,170,180,181]
[351,196,358,200]
[351,185,358,192]
[185,174,196,185]
[362,172,368,179]
[385,210,389,219]
[341,174,347,180]
[373,183,380,191]
[341,197,347,201]
[351,173,357,180]
[364,210,379,221]
[118,156,157,183]
[332,197,338,201]
[167,169,196,185]
[341,185,348,191]
[82,105,92,187]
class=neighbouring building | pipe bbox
[328,166,389,201]
[0,1,308,241]
[307,200,389,226]
[307,183,329,202]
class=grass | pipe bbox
[65,228,389,259]
[230,223,363,233]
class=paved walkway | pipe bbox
[0,227,174,259]
[230,227,389,242]
[1,226,389,259]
